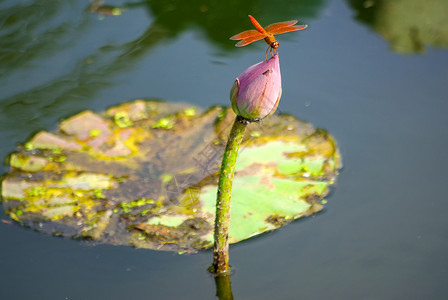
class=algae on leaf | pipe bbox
[1,100,341,253]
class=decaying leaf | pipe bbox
[1,100,341,253]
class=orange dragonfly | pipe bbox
[230,15,307,57]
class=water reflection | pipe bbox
[214,275,234,300]
[87,0,322,50]
[0,0,322,146]
[347,0,448,54]
[0,0,76,74]
[2,0,447,128]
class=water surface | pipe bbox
[1,0,448,299]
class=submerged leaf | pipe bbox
[0,100,341,253]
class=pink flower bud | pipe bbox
[230,54,282,121]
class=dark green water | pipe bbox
[1,0,448,299]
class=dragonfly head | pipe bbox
[270,41,279,50]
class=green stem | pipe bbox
[211,116,247,275]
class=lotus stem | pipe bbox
[211,115,248,275]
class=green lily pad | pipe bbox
[1,100,341,253]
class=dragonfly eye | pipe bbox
[271,41,279,49]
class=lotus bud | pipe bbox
[230,53,282,121]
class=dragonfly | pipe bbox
[230,15,308,58]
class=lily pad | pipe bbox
[1,100,341,253]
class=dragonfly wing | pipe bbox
[264,20,298,32]
[269,24,308,35]
[230,30,264,41]
[235,35,265,47]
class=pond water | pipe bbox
[1,0,448,299]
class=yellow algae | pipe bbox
[1,100,341,253]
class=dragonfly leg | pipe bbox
[265,46,278,60]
